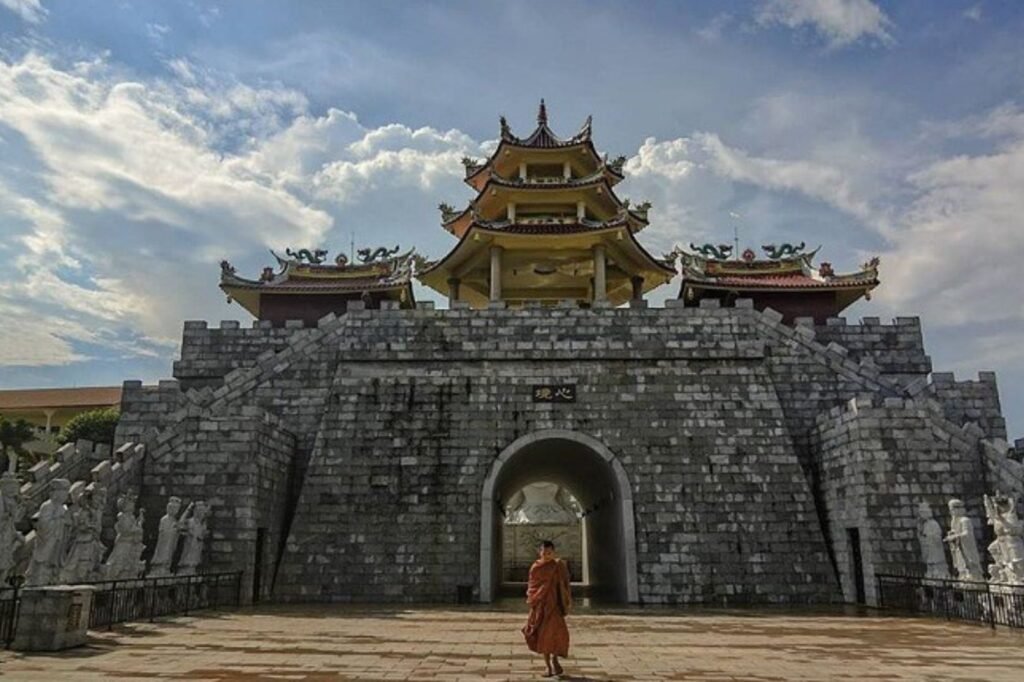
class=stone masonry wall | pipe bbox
[119,300,1016,605]
[173,320,315,390]
[115,379,188,448]
[812,397,990,605]
[924,371,1007,442]
[270,303,841,605]
[810,316,931,388]
[138,407,294,602]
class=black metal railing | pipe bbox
[84,571,243,630]
[1,584,20,649]
[877,573,1024,629]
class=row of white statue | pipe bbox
[918,494,1024,585]
[0,472,208,587]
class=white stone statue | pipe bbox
[177,500,208,575]
[60,487,107,583]
[505,483,578,525]
[148,496,185,577]
[944,498,984,582]
[25,478,72,586]
[916,502,950,579]
[103,494,145,580]
[984,493,1024,584]
[0,472,26,584]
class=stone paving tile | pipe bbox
[1,604,1023,681]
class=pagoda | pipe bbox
[675,242,879,323]
[417,101,676,307]
[219,246,416,326]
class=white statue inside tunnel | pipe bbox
[503,482,583,587]
[505,483,580,525]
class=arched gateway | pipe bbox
[480,429,639,603]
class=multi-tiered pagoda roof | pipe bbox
[418,101,675,307]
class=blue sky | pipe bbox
[1,0,1023,439]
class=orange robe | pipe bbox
[522,558,571,657]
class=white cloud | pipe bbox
[964,4,983,22]
[0,53,334,364]
[146,23,171,43]
[0,0,46,24]
[879,106,1024,327]
[695,132,875,222]
[757,0,894,48]
[0,52,489,367]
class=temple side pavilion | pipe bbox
[219,247,416,326]
[676,243,879,323]
[418,101,676,307]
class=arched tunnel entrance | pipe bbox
[480,430,639,603]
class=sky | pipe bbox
[0,0,1022,439]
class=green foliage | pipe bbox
[0,415,37,473]
[58,408,120,446]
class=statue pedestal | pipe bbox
[12,585,96,651]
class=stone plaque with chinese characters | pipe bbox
[532,385,576,403]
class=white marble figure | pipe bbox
[25,478,72,586]
[103,494,145,580]
[148,496,185,577]
[944,498,984,582]
[60,487,107,583]
[984,493,1024,585]
[176,501,208,575]
[504,483,578,525]
[916,502,950,579]
[0,472,26,584]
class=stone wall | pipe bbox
[923,371,1007,442]
[138,406,294,602]
[19,440,111,521]
[264,303,842,605]
[811,397,992,605]
[117,300,1017,606]
[811,316,931,387]
[115,379,188,447]
[173,320,316,390]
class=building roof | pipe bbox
[0,386,122,411]
[500,99,593,149]
[220,247,417,317]
[677,244,879,294]
[462,101,606,187]
[700,273,877,290]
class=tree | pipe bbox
[0,415,37,474]
[58,408,120,447]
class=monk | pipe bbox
[522,539,571,678]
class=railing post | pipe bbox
[8,582,22,649]
[876,575,883,608]
[148,577,157,623]
[184,575,192,616]
[987,582,996,630]
[107,580,117,631]
[236,572,243,608]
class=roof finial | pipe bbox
[537,98,547,125]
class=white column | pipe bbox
[563,161,571,179]
[447,278,460,307]
[576,201,586,220]
[507,203,516,222]
[519,162,527,180]
[43,409,55,439]
[489,246,503,302]
[593,244,606,302]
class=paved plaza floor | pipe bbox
[1,603,1023,681]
